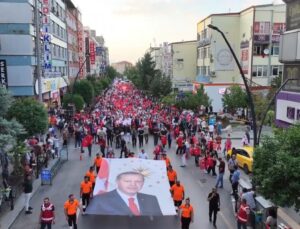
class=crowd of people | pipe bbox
[22,79,277,229]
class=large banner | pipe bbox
[86,158,176,216]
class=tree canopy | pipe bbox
[125,52,172,98]
[222,85,248,113]
[161,85,210,111]
[7,98,47,138]
[62,93,85,112]
[73,79,95,105]
[253,125,300,211]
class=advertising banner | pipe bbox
[90,41,95,65]
[86,158,176,216]
[0,59,8,87]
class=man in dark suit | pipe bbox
[86,171,162,216]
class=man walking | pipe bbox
[207,187,220,227]
[64,194,81,229]
[215,157,225,188]
[40,197,55,229]
[231,165,240,195]
[237,198,250,229]
[80,176,93,212]
[179,197,194,229]
[23,175,33,214]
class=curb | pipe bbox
[0,158,59,229]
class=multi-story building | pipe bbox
[111,61,133,75]
[0,0,68,105]
[65,0,84,79]
[196,4,286,86]
[96,36,109,75]
[277,0,300,127]
[149,42,172,77]
[84,27,103,76]
[170,40,197,91]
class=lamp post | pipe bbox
[257,78,297,144]
[208,24,258,146]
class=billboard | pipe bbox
[86,158,176,216]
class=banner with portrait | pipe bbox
[86,158,176,216]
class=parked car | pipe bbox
[226,146,254,174]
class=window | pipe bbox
[253,44,269,55]
[271,44,279,56]
[56,24,60,36]
[272,65,283,76]
[52,44,56,57]
[252,65,268,77]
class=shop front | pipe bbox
[35,77,69,108]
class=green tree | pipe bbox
[136,53,157,91]
[222,85,248,113]
[125,66,142,88]
[105,66,118,81]
[253,125,300,211]
[73,79,95,105]
[62,93,85,111]
[7,98,48,138]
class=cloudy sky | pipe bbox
[72,0,284,64]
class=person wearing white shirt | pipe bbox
[138,149,148,159]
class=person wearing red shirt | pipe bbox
[193,144,201,167]
[176,136,184,155]
[40,197,55,229]
[98,137,106,157]
[237,198,250,229]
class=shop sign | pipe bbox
[0,59,8,88]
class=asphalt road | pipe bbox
[10,136,243,229]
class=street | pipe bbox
[10,137,243,229]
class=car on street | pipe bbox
[226,146,254,174]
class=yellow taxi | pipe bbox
[226,146,254,174]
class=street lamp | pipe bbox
[208,24,258,146]
[257,78,297,144]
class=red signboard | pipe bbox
[254,22,270,35]
[89,41,95,65]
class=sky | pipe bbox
[72,0,284,64]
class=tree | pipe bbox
[253,125,300,211]
[105,66,118,81]
[136,53,157,91]
[62,93,85,111]
[7,98,48,138]
[125,66,142,89]
[222,85,248,113]
[73,79,95,105]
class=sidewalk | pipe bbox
[221,125,273,140]
[0,158,59,229]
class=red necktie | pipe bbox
[128,198,140,216]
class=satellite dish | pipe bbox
[263,49,270,55]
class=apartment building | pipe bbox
[277,0,300,127]
[0,0,68,104]
[196,4,286,86]
[170,40,197,91]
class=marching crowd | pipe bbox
[23,80,277,229]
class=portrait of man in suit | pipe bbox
[86,171,163,216]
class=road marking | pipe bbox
[219,211,235,229]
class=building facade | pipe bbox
[96,36,109,75]
[65,0,83,79]
[0,0,68,105]
[196,4,286,86]
[277,0,300,127]
[171,40,197,91]
[149,42,172,78]
[111,61,133,75]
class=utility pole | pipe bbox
[35,0,43,102]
